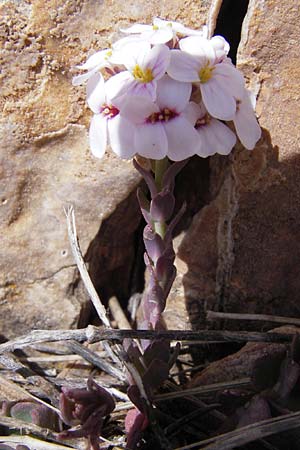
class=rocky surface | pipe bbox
[0,0,212,338]
[1,0,299,339]
[165,0,300,331]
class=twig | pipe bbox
[175,411,300,450]
[0,435,78,450]
[165,405,218,439]
[0,374,60,416]
[109,296,132,329]
[207,310,300,327]
[66,340,126,381]
[0,352,60,405]
[65,206,110,328]
[163,380,226,423]
[0,416,82,449]
[0,327,295,354]
[65,207,124,370]
[19,353,104,363]
[154,378,251,402]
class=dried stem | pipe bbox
[66,340,126,381]
[154,378,251,401]
[207,310,300,326]
[175,410,300,450]
[0,327,295,354]
[65,205,110,328]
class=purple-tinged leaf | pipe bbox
[164,202,186,245]
[137,188,152,225]
[125,408,149,450]
[10,401,58,430]
[143,340,171,367]
[273,357,300,402]
[133,159,157,198]
[143,225,165,263]
[236,395,271,428]
[150,190,175,222]
[143,359,170,392]
[127,386,148,414]
[59,377,115,450]
[162,159,188,191]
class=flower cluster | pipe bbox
[74,18,261,161]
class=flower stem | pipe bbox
[154,157,169,191]
[153,158,169,239]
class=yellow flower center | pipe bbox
[199,64,214,83]
[104,49,112,60]
[132,65,154,83]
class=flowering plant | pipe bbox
[71,16,261,449]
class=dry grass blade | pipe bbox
[0,435,77,450]
[175,411,300,450]
[65,205,110,328]
[207,310,300,326]
[154,378,251,401]
[0,416,83,449]
[66,340,126,381]
[0,374,60,416]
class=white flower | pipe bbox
[185,102,236,157]
[87,73,135,159]
[233,89,261,149]
[119,75,200,161]
[105,42,170,103]
[120,17,205,45]
[167,36,245,121]
[72,47,125,86]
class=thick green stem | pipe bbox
[153,158,169,239]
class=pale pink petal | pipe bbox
[210,36,230,61]
[234,94,261,149]
[179,36,215,62]
[182,101,201,125]
[213,63,245,99]
[72,67,99,86]
[105,71,133,103]
[112,35,145,51]
[164,117,200,161]
[143,44,170,79]
[153,18,172,28]
[146,28,173,44]
[167,50,201,82]
[89,114,107,158]
[86,73,105,114]
[134,123,168,159]
[77,50,108,70]
[200,80,236,120]
[197,119,236,157]
[108,115,136,159]
[120,96,159,124]
[124,42,152,71]
[156,75,191,112]
[129,80,157,101]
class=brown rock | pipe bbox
[189,326,299,387]
[169,0,300,330]
[0,0,215,337]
